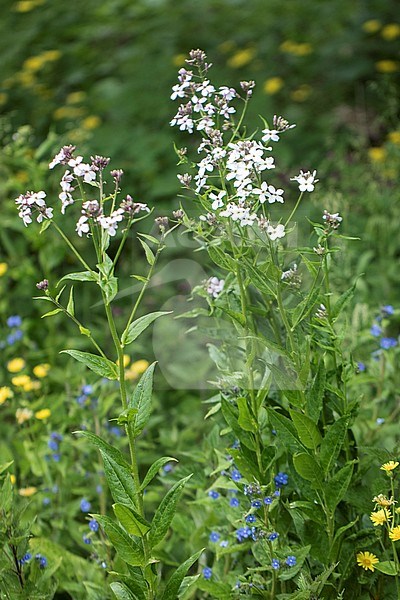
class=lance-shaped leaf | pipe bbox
[121,312,171,346]
[324,463,354,512]
[267,409,306,453]
[94,515,145,566]
[149,474,192,547]
[293,453,323,486]
[128,362,156,438]
[140,457,178,491]
[58,271,98,285]
[110,582,142,600]
[161,549,204,600]
[221,398,256,451]
[306,359,326,422]
[319,416,349,474]
[113,503,150,536]
[61,349,118,380]
[289,410,322,450]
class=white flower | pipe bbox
[261,128,280,143]
[206,277,225,298]
[196,117,215,131]
[76,216,90,237]
[267,223,285,240]
[291,170,319,192]
[218,86,237,101]
[209,190,226,210]
[220,202,257,227]
[170,83,187,101]
[198,80,216,97]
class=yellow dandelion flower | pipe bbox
[370,509,391,526]
[7,358,26,373]
[53,106,85,120]
[373,494,395,507]
[15,407,33,424]
[82,115,101,130]
[376,60,399,73]
[35,408,51,420]
[125,359,149,381]
[368,147,386,162]
[280,40,298,53]
[10,474,16,485]
[11,375,31,389]
[294,43,313,56]
[33,364,50,378]
[362,20,381,34]
[172,54,187,67]
[66,91,86,104]
[227,48,256,69]
[291,84,312,102]
[15,0,37,12]
[41,50,61,62]
[23,55,46,72]
[381,24,400,41]
[389,526,400,541]
[356,551,379,572]
[380,461,399,472]
[263,77,284,95]
[388,131,400,144]
[0,263,8,276]
[19,486,37,497]
[0,386,13,405]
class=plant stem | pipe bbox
[52,222,93,272]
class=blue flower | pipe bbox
[209,531,220,543]
[268,532,279,541]
[382,305,394,316]
[163,463,173,473]
[251,499,262,509]
[42,497,51,506]
[376,417,385,425]
[235,526,253,542]
[35,554,47,568]
[208,490,220,499]
[202,566,212,580]
[48,439,59,451]
[357,362,366,372]
[80,498,91,512]
[19,552,32,565]
[230,497,240,508]
[274,472,288,487]
[380,337,397,350]
[83,535,92,544]
[245,514,256,524]
[231,468,242,482]
[264,496,273,505]
[285,555,297,567]
[7,316,22,328]
[76,395,87,406]
[220,540,229,547]
[51,432,63,441]
[89,518,99,532]
[271,558,280,570]
[273,490,281,497]
[370,323,382,337]
[52,453,61,462]
[81,384,93,395]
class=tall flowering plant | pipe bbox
[168,50,398,597]
[14,149,202,599]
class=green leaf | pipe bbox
[128,362,156,438]
[293,453,323,485]
[122,312,172,346]
[319,416,349,474]
[61,350,118,380]
[221,398,256,451]
[102,454,137,509]
[331,280,357,319]
[324,463,354,512]
[374,561,398,576]
[40,219,52,233]
[242,260,276,295]
[207,245,236,271]
[138,233,159,245]
[58,271,97,285]
[139,239,155,265]
[306,359,326,422]
[100,276,118,304]
[290,410,322,450]
[94,515,145,566]
[149,474,192,547]
[140,457,178,491]
[267,409,306,453]
[97,254,114,278]
[113,503,150,536]
[76,431,130,467]
[110,582,141,600]
[161,549,203,600]
[41,308,63,319]
[67,286,75,316]
[237,397,257,431]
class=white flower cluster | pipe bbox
[170,51,318,242]
[206,276,225,298]
[15,146,149,237]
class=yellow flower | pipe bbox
[280,41,313,56]
[53,106,85,120]
[41,50,61,62]
[375,60,399,73]
[370,509,391,526]
[368,147,386,162]
[0,263,8,276]
[380,461,399,472]
[11,375,32,391]
[66,91,86,104]
[19,486,37,497]
[126,359,149,381]
[362,19,381,34]
[117,355,131,368]
[14,0,43,12]
[16,407,33,424]
[7,358,26,373]
[35,408,51,420]
[381,24,400,41]
[0,387,13,405]
[263,77,284,95]
[227,48,256,69]
[10,474,16,485]
[218,40,236,54]
[291,84,312,102]
[388,131,400,144]
[82,115,101,130]
[33,364,50,378]
[23,55,46,72]
[172,54,187,67]
[356,551,379,572]
[373,494,395,507]
[389,526,400,541]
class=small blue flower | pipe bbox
[80,498,91,512]
[271,558,280,570]
[251,499,262,509]
[96,484,103,494]
[245,514,256,524]
[89,518,99,532]
[230,497,240,508]
[48,440,59,451]
[231,468,242,482]
[202,566,212,580]
[382,305,394,316]
[273,490,281,497]
[357,362,366,372]
[285,555,297,567]
[220,540,229,547]
[19,552,32,565]
[235,526,253,542]
[380,337,397,350]
[81,384,93,395]
[163,463,173,473]
[370,323,382,337]
[208,490,220,499]
[100,561,107,569]
[35,554,47,569]
[42,497,51,506]
[209,531,220,543]
[83,535,92,544]
[376,417,385,425]
[274,472,288,487]
[52,453,61,462]
[51,432,63,441]
[76,395,87,406]
[7,316,22,328]
[268,532,279,542]
[264,496,273,505]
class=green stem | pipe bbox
[284,191,304,228]
[52,222,93,272]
